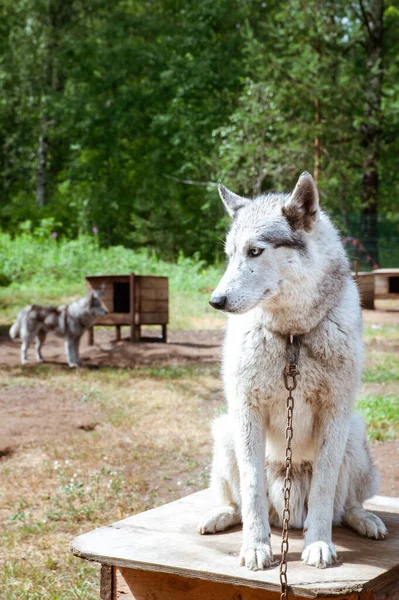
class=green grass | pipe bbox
[356,393,399,440]
[134,364,220,380]
[364,325,399,340]
[363,353,399,383]
[358,339,399,440]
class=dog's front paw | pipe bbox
[197,506,240,534]
[301,541,337,569]
[344,507,387,539]
[240,541,274,570]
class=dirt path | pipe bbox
[0,387,103,458]
[0,327,223,369]
[1,307,397,370]
[1,310,398,495]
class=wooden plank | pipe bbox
[115,568,360,600]
[137,312,168,325]
[138,300,169,313]
[130,273,140,342]
[137,276,168,289]
[94,314,132,325]
[374,275,388,295]
[375,293,399,300]
[138,288,169,301]
[86,275,130,283]
[356,274,375,309]
[100,564,113,600]
[99,290,113,301]
[71,491,399,599]
[373,578,399,599]
[372,268,399,274]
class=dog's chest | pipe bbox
[224,323,321,458]
[224,320,330,419]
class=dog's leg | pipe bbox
[302,413,350,568]
[235,408,273,570]
[65,337,78,368]
[198,414,241,534]
[73,337,82,366]
[21,333,35,365]
[339,414,387,539]
[35,330,46,363]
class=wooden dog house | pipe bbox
[86,274,168,344]
[353,268,399,310]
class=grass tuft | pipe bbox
[356,393,399,440]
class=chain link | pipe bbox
[279,335,300,600]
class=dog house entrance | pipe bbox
[113,282,130,313]
[389,276,399,294]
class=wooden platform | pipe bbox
[71,489,399,599]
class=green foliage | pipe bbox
[0,228,222,291]
[0,0,398,263]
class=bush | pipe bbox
[0,229,222,296]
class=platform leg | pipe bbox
[162,324,167,343]
[116,325,121,342]
[88,327,94,346]
[100,565,113,600]
[130,324,140,342]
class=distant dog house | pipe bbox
[374,268,399,301]
[354,271,375,310]
[353,268,399,310]
[86,274,168,344]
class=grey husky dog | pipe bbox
[9,291,108,367]
[198,172,386,570]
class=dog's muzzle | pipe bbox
[209,294,226,310]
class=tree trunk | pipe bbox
[36,117,47,207]
[313,4,321,185]
[314,97,321,185]
[359,0,384,265]
[36,0,74,208]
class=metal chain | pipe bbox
[279,334,300,600]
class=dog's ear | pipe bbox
[87,290,97,305]
[282,172,319,232]
[218,184,249,218]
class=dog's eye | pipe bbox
[248,247,264,257]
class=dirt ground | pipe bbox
[0,326,223,370]
[0,308,398,495]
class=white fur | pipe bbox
[199,173,386,570]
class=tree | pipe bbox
[357,0,385,263]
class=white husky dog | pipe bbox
[198,173,386,570]
[9,291,108,367]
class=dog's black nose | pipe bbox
[209,295,227,310]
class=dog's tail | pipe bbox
[9,307,29,339]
